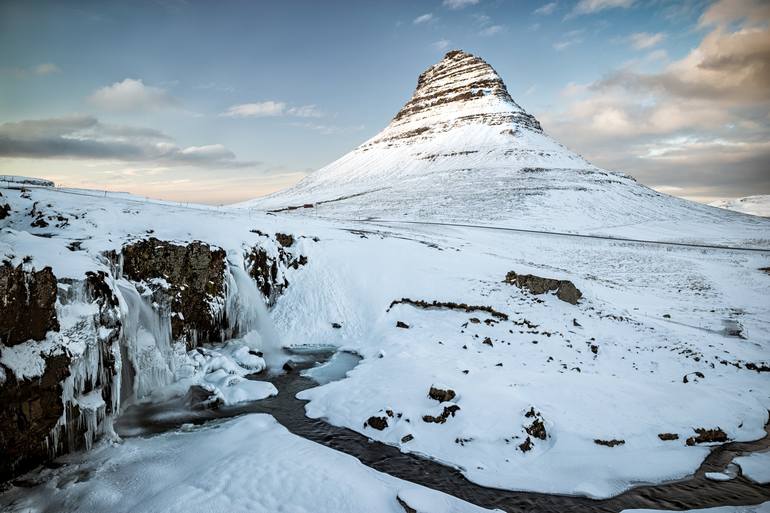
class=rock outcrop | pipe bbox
[0,264,59,346]
[0,353,71,482]
[120,238,228,348]
[383,49,542,142]
[504,271,582,304]
[245,233,306,304]
[0,270,122,483]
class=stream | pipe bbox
[114,348,770,513]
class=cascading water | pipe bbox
[226,260,287,371]
[116,280,178,401]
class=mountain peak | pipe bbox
[369,49,541,147]
[402,49,514,120]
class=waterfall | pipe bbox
[116,280,177,401]
[227,261,287,372]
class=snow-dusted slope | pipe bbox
[711,196,770,218]
[2,181,770,504]
[242,51,769,245]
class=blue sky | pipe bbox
[1,0,768,203]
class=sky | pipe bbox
[1,0,768,205]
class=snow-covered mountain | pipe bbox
[711,195,770,218]
[243,50,768,245]
[2,50,770,513]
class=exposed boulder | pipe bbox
[0,203,10,220]
[423,404,460,424]
[0,264,59,346]
[428,386,456,403]
[504,271,582,304]
[686,427,728,446]
[524,408,547,440]
[519,436,534,452]
[120,238,227,348]
[275,233,294,247]
[366,416,389,430]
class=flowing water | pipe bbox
[226,263,287,371]
[114,348,770,513]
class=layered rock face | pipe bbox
[374,49,542,146]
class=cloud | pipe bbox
[628,32,665,49]
[1,63,61,78]
[442,0,479,10]
[553,29,584,50]
[473,13,504,36]
[88,78,178,112]
[0,115,253,168]
[195,82,235,93]
[289,122,366,136]
[221,101,323,118]
[533,2,558,15]
[432,39,452,51]
[479,24,503,36]
[698,0,770,27]
[413,13,434,24]
[539,0,770,200]
[222,101,286,117]
[570,0,633,16]
[33,63,60,75]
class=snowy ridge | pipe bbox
[711,195,770,218]
[241,51,770,245]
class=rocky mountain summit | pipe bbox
[370,49,542,146]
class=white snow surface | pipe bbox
[2,182,769,500]
[735,451,770,484]
[0,414,492,513]
[711,196,770,218]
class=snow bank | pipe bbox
[735,452,770,484]
[0,414,492,513]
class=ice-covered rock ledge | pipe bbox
[0,234,305,482]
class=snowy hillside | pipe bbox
[241,51,768,246]
[2,178,770,511]
[711,196,770,218]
